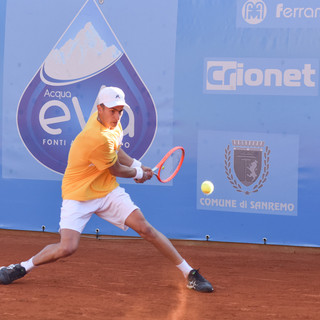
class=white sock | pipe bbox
[21,257,35,273]
[176,259,193,278]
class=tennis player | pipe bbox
[0,87,213,293]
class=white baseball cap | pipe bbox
[97,86,130,109]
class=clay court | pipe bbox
[0,229,319,320]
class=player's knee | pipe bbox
[138,224,156,241]
[58,243,78,258]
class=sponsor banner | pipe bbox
[204,58,318,96]
[14,0,157,176]
[237,0,320,28]
[197,130,299,216]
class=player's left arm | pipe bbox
[117,148,135,167]
[117,148,151,171]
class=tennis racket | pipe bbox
[152,146,185,183]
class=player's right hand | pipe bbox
[134,167,153,183]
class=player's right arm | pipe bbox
[108,158,152,182]
[116,148,153,182]
[108,158,139,178]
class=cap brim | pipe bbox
[104,100,130,109]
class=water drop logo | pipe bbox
[17,0,157,174]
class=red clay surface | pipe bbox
[0,229,320,320]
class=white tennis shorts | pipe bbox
[59,186,139,233]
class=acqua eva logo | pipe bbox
[16,0,157,175]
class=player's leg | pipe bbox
[97,187,214,292]
[97,188,190,270]
[125,209,213,292]
[0,198,95,285]
[23,199,90,271]
[32,228,81,266]
[125,210,214,292]
[125,209,184,265]
[0,229,80,285]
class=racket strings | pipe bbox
[159,149,183,181]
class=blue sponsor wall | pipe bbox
[1,0,320,247]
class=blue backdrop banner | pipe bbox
[1,0,319,247]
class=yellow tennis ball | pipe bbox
[201,180,214,195]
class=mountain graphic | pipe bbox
[44,22,122,80]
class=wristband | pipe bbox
[130,158,142,168]
[134,167,143,180]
